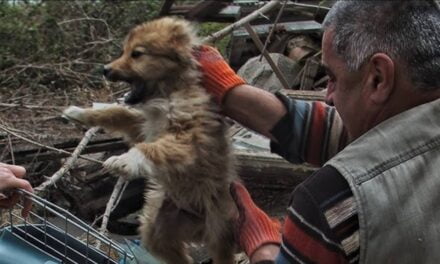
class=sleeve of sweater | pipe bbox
[277,166,356,264]
[270,92,348,167]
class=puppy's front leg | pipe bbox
[103,135,193,180]
[103,146,155,180]
[63,105,145,141]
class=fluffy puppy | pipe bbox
[63,17,237,264]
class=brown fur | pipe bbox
[63,17,237,264]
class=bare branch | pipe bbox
[244,23,291,90]
[35,127,101,193]
[202,0,281,43]
[58,17,112,39]
[259,0,288,61]
[95,176,127,249]
[0,125,102,164]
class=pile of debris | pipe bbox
[0,1,331,250]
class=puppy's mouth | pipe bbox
[124,80,156,105]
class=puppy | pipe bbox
[63,17,238,264]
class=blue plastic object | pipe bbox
[0,227,59,264]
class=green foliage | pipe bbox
[0,0,162,90]
[198,22,230,56]
[0,2,40,67]
[0,0,229,93]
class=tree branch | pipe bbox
[95,176,127,249]
[0,125,102,164]
[202,0,280,43]
[35,127,101,193]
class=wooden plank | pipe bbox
[2,138,127,164]
[236,150,315,216]
[281,88,326,101]
[167,3,240,23]
[232,20,322,38]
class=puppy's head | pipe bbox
[104,17,199,105]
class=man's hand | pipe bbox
[0,163,33,217]
[194,46,287,140]
[230,181,281,260]
[193,45,245,103]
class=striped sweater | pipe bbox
[269,93,359,264]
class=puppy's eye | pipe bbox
[131,50,143,59]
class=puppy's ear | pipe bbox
[167,48,193,67]
[167,19,198,64]
[167,18,198,45]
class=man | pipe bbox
[196,0,440,263]
[0,163,33,217]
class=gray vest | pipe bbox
[326,99,440,264]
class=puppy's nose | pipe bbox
[103,65,112,78]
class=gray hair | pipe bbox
[323,0,440,91]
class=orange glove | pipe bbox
[193,45,246,103]
[230,181,281,258]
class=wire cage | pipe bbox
[0,189,133,264]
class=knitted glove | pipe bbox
[193,45,246,103]
[230,181,282,258]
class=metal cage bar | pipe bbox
[1,189,133,264]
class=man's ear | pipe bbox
[367,53,395,104]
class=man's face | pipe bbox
[322,30,370,141]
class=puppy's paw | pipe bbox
[103,148,154,180]
[63,106,87,124]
